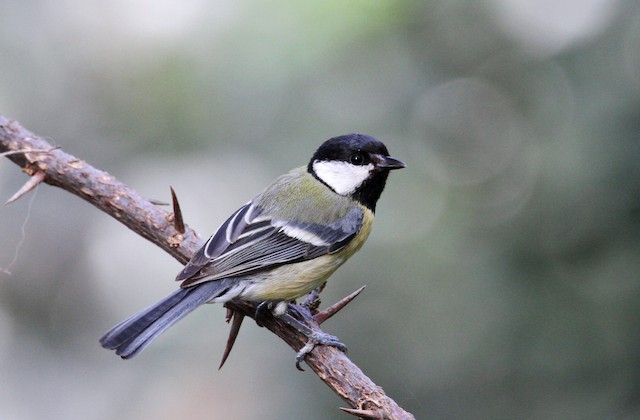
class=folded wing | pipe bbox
[177,202,363,288]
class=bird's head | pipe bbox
[308,134,405,212]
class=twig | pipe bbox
[0,115,415,420]
[0,146,60,157]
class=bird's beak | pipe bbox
[374,154,406,170]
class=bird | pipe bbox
[99,133,405,362]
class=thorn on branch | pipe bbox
[314,285,366,325]
[170,186,185,234]
[340,407,386,419]
[4,171,46,206]
[219,308,245,369]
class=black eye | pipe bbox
[349,152,366,165]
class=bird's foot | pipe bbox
[294,331,347,371]
[280,304,347,371]
[254,301,272,327]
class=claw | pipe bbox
[294,331,347,371]
[302,282,326,314]
[280,306,347,370]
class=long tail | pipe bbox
[100,279,235,359]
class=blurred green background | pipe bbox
[1,1,640,419]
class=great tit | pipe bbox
[100,133,405,360]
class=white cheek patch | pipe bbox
[312,160,373,195]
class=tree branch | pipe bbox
[0,115,414,419]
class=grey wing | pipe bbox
[175,203,256,283]
[177,202,363,288]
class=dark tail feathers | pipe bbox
[100,280,234,359]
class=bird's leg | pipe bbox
[301,282,326,314]
[254,301,273,327]
[254,300,347,370]
[280,303,347,371]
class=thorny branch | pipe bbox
[0,115,415,420]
